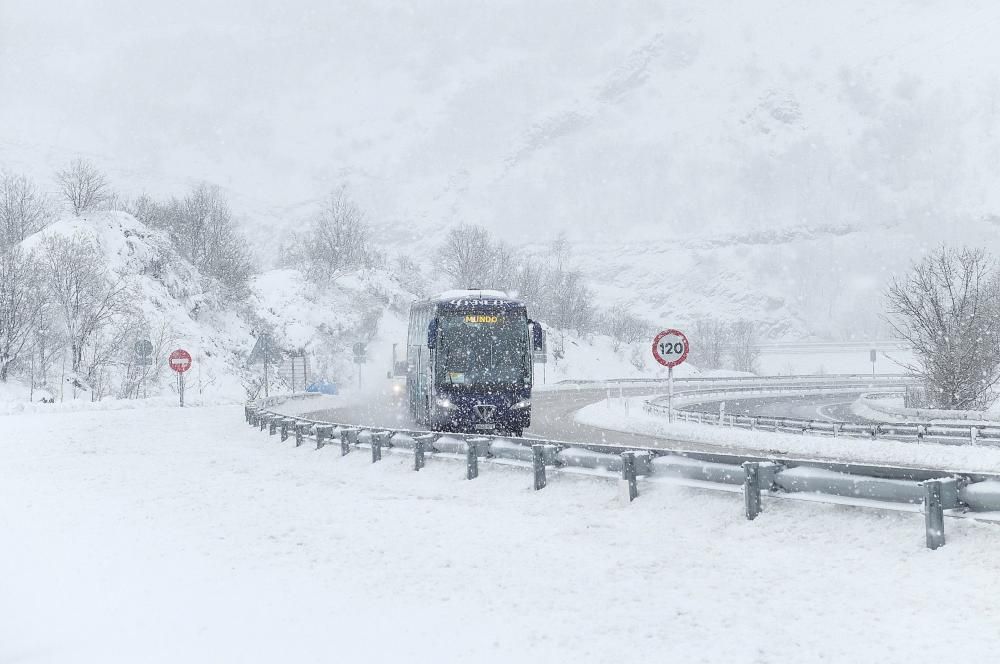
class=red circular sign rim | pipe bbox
[169,349,193,373]
[651,329,689,368]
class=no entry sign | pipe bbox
[652,329,689,368]
[169,349,193,373]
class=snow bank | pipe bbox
[856,393,1000,425]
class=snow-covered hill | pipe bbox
[4,211,685,406]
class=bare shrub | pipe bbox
[690,319,730,370]
[600,305,651,352]
[729,319,760,373]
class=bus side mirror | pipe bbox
[530,321,544,352]
[427,319,439,350]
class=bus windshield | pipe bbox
[437,312,527,386]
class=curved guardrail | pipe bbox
[644,383,1000,446]
[244,397,1000,551]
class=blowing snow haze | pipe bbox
[10,5,1000,662]
[3,1,1000,335]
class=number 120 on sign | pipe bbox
[652,329,689,368]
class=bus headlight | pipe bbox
[436,398,457,409]
[511,399,530,410]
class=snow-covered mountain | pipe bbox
[3,1,999,339]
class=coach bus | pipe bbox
[405,290,544,436]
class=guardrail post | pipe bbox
[414,436,427,470]
[259,414,268,432]
[372,431,383,463]
[340,428,358,456]
[971,426,978,445]
[917,424,925,441]
[268,417,278,437]
[280,419,290,442]
[923,480,946,550]
[832,422,839,438]
[743,461,762,520]
[620,451,638,502]
[315,424,331,450]
[466,440,479,480]
[532,444,547,491]
[294,423,306,447]
[750,417,757,431]
[244,405,251,423]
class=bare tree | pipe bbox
[303,187,376,279]
[885,246,1000,409]
[437,224,496,288]
[0,247,43,381]
[394,255,427,296]
[0,172,51,246]
[136,184,255,301]
[39,234,132,376]
[600,305,650,352]
[690,318,730,370]
[729,319,760,373]
[55,158,110,216]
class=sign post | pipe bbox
[651,329,690,423]
[169,349,193,407]
[134,339,153,398]
[248,334,273,397]
[870,348,877,378]
[353,342,367,389]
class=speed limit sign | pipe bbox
[652,329,689,368]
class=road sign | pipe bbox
[652,329,690,368]
[134,339,154,366]
[248,334,273,365]
[353,342,367,365]
[169,349,193,373]
[652,329,689,424]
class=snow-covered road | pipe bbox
[3,404,1000,663]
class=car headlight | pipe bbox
[392,383,403,394]
[512,399,531,410]
[436,397,457,409]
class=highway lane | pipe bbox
[689,393,869,424]
[303,386,863,455]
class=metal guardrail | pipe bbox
[555,373,916,388]
[645,386,1000,447]
[244,400,1000,551]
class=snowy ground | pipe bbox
[3,405,1000,663]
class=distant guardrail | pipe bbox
[554,373,914,388]
[245,396,1000,551]
[644,384,1000,446]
